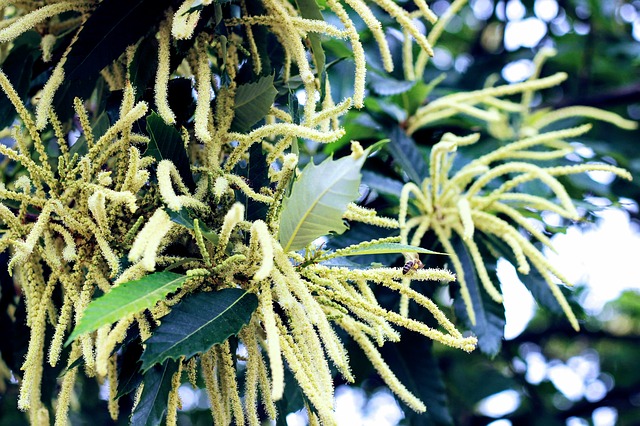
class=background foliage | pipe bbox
[0,0,638,425]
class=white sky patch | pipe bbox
[477,389,521,417]
[505,0,526,21]
[470,0,495,21]
[501,59,534,82]
[544,209,640,312]
[548,362,585,401]
[504,18,548,50]
[592,406,618,426]
[498,259,536,339]
[534,0,559,22]
[334,386,403,425]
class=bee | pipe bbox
[402,258,424,275]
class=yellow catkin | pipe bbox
[194,38,213,143]
[54,343,82,426]
[107,354,119,421]
[0,2,80,43]
[165,359,184,426]
[155,15,176,124]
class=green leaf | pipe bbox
[54,0,173,120]
[231,74,278,132]
[145,112,195,190]
[66,272,189,345]
[362,171,404,199]
[129,36,158,101]
[130,359,178,426]
[368,72,416,96]
[450,236,505,357]
[278,152,368,252]
[167,208,219,244]
[140,289,258,371]
[330,242,446,258]
[387,126,429,184]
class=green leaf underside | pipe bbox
[278,153,367,252]
[130,360,178,426]
[140,289,258,371]
[66,272,189,345]
[331,242,446,257]
[368,72,416,96]
[231,74,278,132]
[387,126,429,184]
[451,236,505,357]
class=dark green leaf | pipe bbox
[140,289,258,370]
[130,359,178,426]
[381,335,453,426]
[242,143,271,221]
[54,0,173,120]
[129,36,158,101]
[362,171,404,199]
[145,112,195,190]
[66,272,189,345]
[167,208,219,244]
[116,335,144,399]
[275,367,306,425]
[387,126,428,184]
[0,32,40,129]
[451,236,505,357]
[231,74,278,132]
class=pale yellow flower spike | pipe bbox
[326,0,366,108]
[155,15,176,124]
[157,159,207,211]
[200,349,227,425]
[172,0,202,39]
[240,0,262,75]
[35,57,65,130]
[0,2,80,44]
[128,208,175,271]
[166,359,184,426]
[54,343,81,426]
[107,354,119,421]
[258,279,284,400]
[194,38,213,143]
[96,316,135,377]
[216,202,245,256]
[372,0,434,56]
[250,220,274,281]
[408,72,568,134]
[342,317,426,412]
[343,0,393,72]
[531,106,638,131]
[415,0,468,78]
[41,34,56,63]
